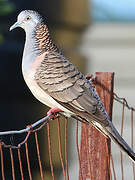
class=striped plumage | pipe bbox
[10,10,135,162]
[35,51,109,125]
[35,24,59,53]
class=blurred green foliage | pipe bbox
[0,0,15,15]
[0,0,15,44]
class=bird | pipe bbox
[10,10,135,162]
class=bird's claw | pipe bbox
[47,108,63,120]
[86,74,97,85]
[85,74,93,80]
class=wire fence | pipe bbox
[111,93,135,180]
[0,74,135,180]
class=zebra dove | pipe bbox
[10,10,135,162]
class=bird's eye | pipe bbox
[26,16,31,20]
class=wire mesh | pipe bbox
[110,94,135,180]
[0,82,135,179]
[17,148,24,180]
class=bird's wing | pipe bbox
[35,52,135,162]
[35,52,107,123]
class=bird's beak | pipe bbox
[10,21,20,31]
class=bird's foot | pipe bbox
[85,74,93,80]
[47,108,64,120]
[86,74,96,85]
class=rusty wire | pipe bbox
[9,148,15,180]
[47,123,55,180]
[65,118,69,180]
[0,92,134,148]
[0,115,51,149]
[88,77,135,112]
[76,120,83,180]
[0,143,5,180]
[0,115,51,136]
[105,138,112,180]
[114,93,135,112]
[34,131,44,180]
[85,125,92,180]
[88,76,135,112]
[57,118,66,180]
[25,141,32,180]
[89,76,135,112]
[0,90,134,180]
[17,148,24,180]
[131,109,135,179]
[110,154,116,180]
[120,103,125,180]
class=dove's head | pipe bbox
[10,10,43,32]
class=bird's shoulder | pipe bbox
[36,51,76,74]
[35,51,87,87]
[35,51,98,112]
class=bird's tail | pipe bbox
[71,110,135,162]
[92,120,135,163]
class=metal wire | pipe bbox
[57,118,66,180]
[114,93,135,112]
[34,131,44,180]
[65,118,69,180]
[17,148,24,180]
[47,123,55,180]
[110,154,116,180]
[0,115,51,136]
[0,143,5,180]
[131,109,135,179]
[105,138,112,180]
[0,115,51,149]
[85,126,92,179]
[25,141,32,180]
[9,148,15,180]
[120,103,125,180]
[0,89,134,180]
[76,121,83,180]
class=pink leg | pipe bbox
[47,108,63,120]
[86,74,97,86]
[85,74,93,80]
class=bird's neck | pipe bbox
[22,23,60,74]
[34,24,60,54]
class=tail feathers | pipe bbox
[74,113,135,162]
[105,122,135,163]
[91,120,135,162]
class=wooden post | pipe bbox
[79,72,114,180]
